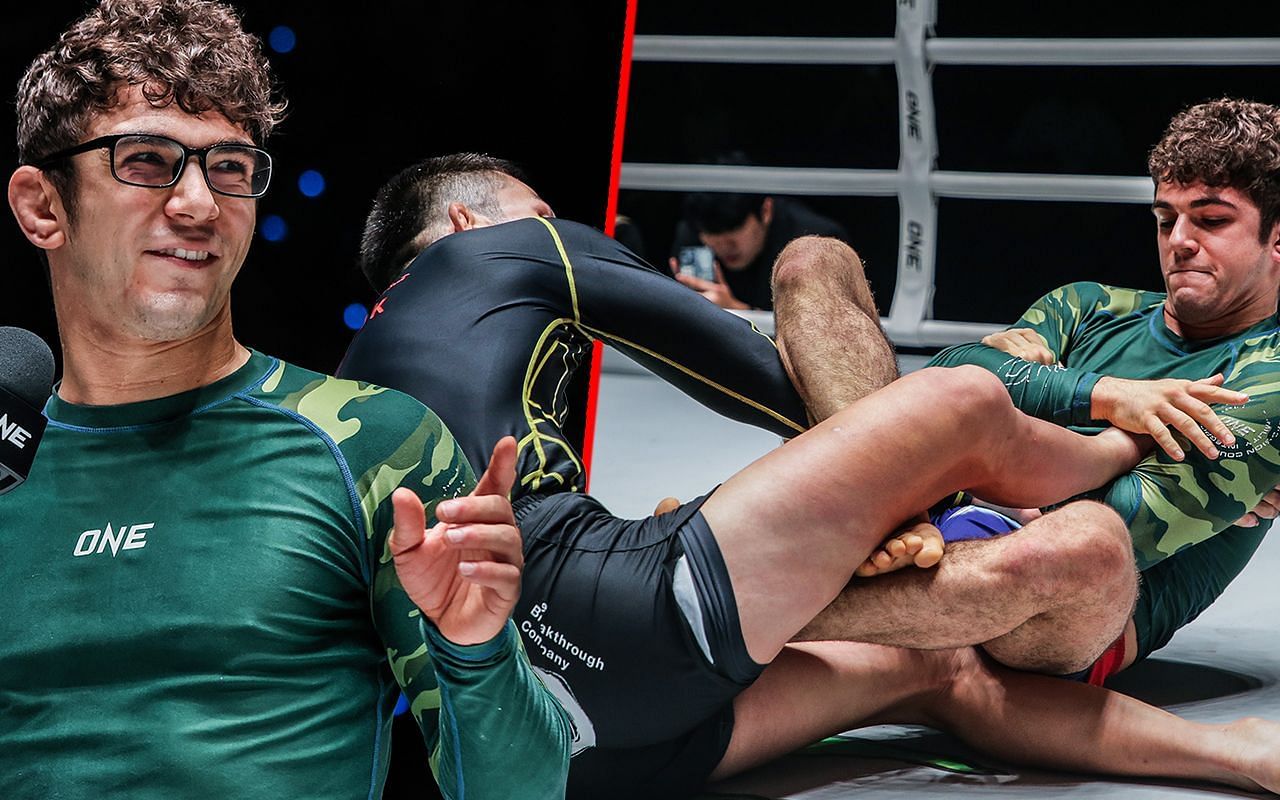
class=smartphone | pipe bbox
[677,246,717,283]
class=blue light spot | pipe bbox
[393,693,410,717]
[268,26,296,54]
[343,303,368,331]
[261,214,287,242]
[298,170,326,198]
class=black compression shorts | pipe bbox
[512,492,763,799]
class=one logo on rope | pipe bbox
[905,220,925,270]
[905,90,923,140]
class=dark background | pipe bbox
[2,1,627,375]
[619,1,1280,327]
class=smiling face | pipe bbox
[45,85,258,343]
[1152,180,1280,337]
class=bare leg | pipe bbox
[701,365,1142,665]
[772,236,935,576]
[771,236,897,422]
[797,500,1138,673]
[714,642,1279,794]
[927,649,1277,793]
[712,642,957,780]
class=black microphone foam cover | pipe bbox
[0,326,55,407]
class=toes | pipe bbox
[913,537,945,569]
[855,559,880,577]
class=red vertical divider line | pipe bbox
[581,0,637,491]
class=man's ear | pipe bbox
[760,196,774,227]
[8,166,67,251]
[447,201,480,233]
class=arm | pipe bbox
[932,283,1246,459]
[1099,382,1280,570]
[370,420,569,799]
[928,283,1105,427]
[543,218,808,437]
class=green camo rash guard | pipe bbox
[931,282,1280,657]
[0,350,569,799]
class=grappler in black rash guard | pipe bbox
[340,157,810,794]
[339,154,1280,798]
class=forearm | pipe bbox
[929,342,1101,426]
[426,621,571,800]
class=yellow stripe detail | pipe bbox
[529,216,798,437]
[520,318,586,490]
[578,322,806,435]
[533,216,580,323]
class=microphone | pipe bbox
[0,327,55,495]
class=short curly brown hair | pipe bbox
[1148,98,1280,242]
[15,0,286,213]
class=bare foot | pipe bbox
[653,496,681,516]
[855,521,945,577]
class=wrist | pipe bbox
[422,617,515,664]
[1090,376,1118,420]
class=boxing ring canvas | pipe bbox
[591,352,1280,799]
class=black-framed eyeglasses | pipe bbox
[34,133,273,198]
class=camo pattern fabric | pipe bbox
[0,349,568,800]
[930,281,1280,570]
[255,355,571,799]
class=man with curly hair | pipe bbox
[0,2,569,798]
[801,98,1280,685]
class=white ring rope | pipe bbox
[618,2,1264,349]
[633,35,1280,66]
[620,164,1153,205]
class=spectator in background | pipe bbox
[612,213,649,261]
[669,157,849,311]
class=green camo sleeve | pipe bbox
[1105,364,1280,570]
[928,283,1104,427]
[356,399,571,799]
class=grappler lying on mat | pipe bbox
[338,152,1280,798]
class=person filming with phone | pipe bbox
[668,156,849,311]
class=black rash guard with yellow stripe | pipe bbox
[338,217,808,500]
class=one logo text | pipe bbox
[73,523,155,558]
[0,414,31,449]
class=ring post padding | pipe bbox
[886,0,939,347]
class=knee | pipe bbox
[1003,501,1135,595]
[917,365,1010,422]
[771,236,863,295]
[1054,501,1133,579]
